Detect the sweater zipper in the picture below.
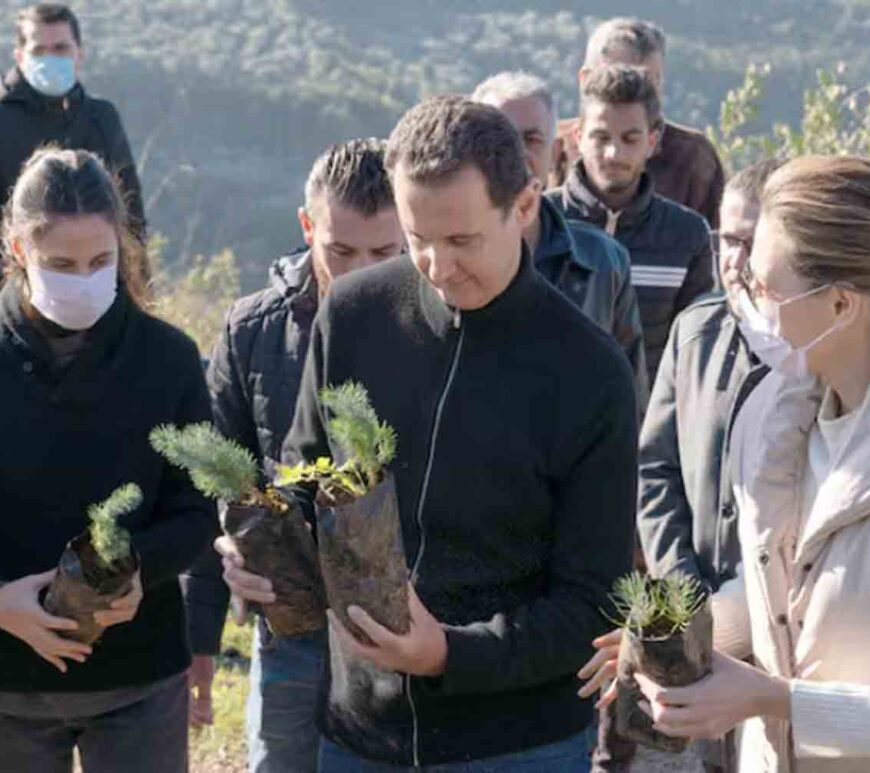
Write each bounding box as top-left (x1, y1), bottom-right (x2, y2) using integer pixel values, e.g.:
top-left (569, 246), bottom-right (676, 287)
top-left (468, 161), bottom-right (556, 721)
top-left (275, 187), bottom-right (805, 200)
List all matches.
top-left (406, 306), bottom-right (464, 768)
top-left (605, 209), bottom-right (621, 236)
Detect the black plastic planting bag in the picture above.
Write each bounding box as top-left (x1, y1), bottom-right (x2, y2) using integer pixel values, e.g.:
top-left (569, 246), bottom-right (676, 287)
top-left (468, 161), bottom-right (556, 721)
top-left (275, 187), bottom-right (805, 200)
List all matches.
top-left (616, 602), bottom-right (713, 753)
top-left (44, 534), bottom-right (139, 645)
top-left (316, 472), bottom-right (409, 643)
top-left (222, 499), bottom-right (327, 637)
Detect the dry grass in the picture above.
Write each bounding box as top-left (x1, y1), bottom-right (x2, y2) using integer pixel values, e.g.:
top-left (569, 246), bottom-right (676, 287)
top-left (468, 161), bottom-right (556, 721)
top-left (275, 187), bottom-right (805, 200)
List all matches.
top-left (189, 618), bottom-right (252, 773)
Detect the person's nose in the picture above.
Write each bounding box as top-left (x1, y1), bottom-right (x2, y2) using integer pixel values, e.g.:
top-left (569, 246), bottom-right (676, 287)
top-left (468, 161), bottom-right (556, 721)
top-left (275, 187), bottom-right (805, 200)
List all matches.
top-left (603, 142), bottom-right (620, 162)
top-left (426, 247), bottom-right (457, 285)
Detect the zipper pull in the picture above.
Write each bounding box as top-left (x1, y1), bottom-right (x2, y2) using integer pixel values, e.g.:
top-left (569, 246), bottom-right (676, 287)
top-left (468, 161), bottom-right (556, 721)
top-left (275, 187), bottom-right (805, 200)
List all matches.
top-left (452, 308), bottom-right (461, 329)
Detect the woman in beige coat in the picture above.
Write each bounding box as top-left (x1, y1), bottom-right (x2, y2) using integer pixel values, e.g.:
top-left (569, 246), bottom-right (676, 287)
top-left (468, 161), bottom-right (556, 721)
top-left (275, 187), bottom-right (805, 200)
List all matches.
top-left (581, 156), bottom-right (870, 772)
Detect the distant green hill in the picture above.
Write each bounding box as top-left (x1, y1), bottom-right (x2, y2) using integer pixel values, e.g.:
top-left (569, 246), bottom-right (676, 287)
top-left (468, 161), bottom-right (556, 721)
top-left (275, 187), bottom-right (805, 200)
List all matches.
top-left (1, 0), bottom-right (868, 289)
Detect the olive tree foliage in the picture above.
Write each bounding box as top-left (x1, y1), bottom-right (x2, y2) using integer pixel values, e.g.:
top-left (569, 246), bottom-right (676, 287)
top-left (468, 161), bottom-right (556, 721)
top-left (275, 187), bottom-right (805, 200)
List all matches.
top-left (708, 62), bottom-right (870, 174)
top-left (150, 234), bottom-right (241, 356)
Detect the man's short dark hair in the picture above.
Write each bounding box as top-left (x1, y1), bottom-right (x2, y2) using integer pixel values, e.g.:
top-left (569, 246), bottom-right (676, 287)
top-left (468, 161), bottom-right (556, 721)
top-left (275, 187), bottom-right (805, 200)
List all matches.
top-left (725, 158), bottom-right (786, 205)
top-left (385, 94), bottom-right (530, 212)
top-left (304, 138), bottom-right (394, 218)
top-left (16, 4), bottom-right (81, 47)
top-left (580, 65), bottom-right (662, 131)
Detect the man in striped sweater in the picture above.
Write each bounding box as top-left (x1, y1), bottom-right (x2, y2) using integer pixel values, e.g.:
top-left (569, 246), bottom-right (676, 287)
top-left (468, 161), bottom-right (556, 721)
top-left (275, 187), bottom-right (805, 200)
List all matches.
top-left (548, 65), bottom-right (712, 386)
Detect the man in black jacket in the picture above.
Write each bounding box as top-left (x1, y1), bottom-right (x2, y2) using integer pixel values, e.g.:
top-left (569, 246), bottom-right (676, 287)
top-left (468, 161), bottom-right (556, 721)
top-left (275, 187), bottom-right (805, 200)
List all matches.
top-left (0, 5), bottom-right (145, 246)
top-left (184, 138), bottom-right (403, 773)
top-left (223, 96), bottom-right (637, 770)
top-left (548, 65), bottom-right (713, 387)
top-left (634, 163), bottom-right (778, 773)
top-left (471, 71), bottom-right (648, 407)
top-left (638, 160), bottom-right (782, 593)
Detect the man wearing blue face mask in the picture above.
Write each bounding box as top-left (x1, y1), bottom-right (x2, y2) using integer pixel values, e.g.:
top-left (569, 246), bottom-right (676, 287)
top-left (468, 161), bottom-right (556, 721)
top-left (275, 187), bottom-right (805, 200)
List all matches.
top-left (0, 4), bottom-right (146, 272)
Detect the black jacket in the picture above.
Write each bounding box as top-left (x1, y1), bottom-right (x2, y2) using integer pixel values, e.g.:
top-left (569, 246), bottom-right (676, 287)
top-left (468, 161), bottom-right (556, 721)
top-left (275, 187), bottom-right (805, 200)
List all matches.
top-left (0, 280), bottom-right (216, 692)
top-left (284, 251), bottom-right (637, 765)
top-left (534, 195), bottom-right (648, 408)
top-left (547, 165), bottom-right (713, 385)
top-left (0, 68), bottom-right (145, 239)
top-left (637, 295), bottom-right (765, 591)
top-left (183, 250), bottom-right (318, 653)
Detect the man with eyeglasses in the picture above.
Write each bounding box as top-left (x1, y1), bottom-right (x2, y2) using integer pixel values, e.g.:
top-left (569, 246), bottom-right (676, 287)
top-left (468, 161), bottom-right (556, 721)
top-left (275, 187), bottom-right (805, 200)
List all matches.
top-left (633, 159), bottom-right (781, 773)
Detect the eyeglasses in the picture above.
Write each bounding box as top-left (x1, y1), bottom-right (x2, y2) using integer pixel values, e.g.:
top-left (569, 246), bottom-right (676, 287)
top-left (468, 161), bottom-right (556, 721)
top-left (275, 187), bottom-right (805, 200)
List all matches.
top-left (711, 231), bottom-right (753, 259)
top-left (739, 260), bottom-right (757, 298)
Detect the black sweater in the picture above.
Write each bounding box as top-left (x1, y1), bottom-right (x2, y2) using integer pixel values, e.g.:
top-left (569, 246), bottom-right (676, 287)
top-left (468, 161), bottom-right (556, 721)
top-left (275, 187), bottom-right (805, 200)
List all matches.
top-left (284, 252), bottom-right (637, 765)
top-left (0, 281), bottom-right (217, 692)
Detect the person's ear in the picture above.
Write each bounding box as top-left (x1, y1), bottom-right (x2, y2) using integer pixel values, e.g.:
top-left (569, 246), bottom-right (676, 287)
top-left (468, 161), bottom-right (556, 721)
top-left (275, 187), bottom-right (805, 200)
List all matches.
top-left (515, 181), bottom-right (542, 230)
top-left (549, 137), bottom-right (561, 175)
top-left (834, 286), bottom-right (862, 326)
top-left (74, 45), bottom-right (85, 76)
top-left (9, 236), bottom-right (28, 268)
top-left (578, 66), bottom-right (591, 86)
top-left (297, 206), bottom-right (315, 247)
top-left (572, 118), bottom-right (584, 154)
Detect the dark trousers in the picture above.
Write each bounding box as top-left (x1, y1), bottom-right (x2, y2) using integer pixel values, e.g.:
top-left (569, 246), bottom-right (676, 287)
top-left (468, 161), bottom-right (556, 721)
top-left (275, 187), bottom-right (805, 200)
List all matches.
top-left (0, 673), bottom-right (188, 773)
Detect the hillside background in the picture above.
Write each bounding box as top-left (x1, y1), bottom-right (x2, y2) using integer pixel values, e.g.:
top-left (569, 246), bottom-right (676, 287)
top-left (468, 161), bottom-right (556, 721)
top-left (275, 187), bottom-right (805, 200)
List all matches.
top-left (2, 0), bottom-right (868, 291)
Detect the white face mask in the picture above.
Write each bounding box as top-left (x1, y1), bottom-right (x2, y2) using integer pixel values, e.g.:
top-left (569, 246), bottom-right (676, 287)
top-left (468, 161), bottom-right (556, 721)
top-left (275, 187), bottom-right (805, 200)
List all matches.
top-left (25, 263), bottom-right (118, 331)
top-left (737, 285), bottom-right (842, 380)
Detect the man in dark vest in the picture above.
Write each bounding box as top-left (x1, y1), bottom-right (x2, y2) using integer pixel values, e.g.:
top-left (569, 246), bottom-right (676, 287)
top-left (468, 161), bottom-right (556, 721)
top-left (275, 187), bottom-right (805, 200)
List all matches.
top-left (185, 138), bottom-right (404, 773)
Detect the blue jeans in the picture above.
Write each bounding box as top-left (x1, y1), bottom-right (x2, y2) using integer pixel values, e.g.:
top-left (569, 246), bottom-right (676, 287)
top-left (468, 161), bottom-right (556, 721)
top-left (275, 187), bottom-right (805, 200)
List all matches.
top-left (246, 619), bottom-right (327, 773)
top-left (319, 732), bottom-right (591, 772)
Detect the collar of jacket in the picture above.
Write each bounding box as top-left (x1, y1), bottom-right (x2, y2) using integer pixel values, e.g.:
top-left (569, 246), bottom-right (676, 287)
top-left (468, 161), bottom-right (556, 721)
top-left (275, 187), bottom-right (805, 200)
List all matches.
top-left (650, 120), bottom-right (673, 160)
top-left (0, 275), bottom-right (131, 377)
top-left (0, 66), bottom-right (85, 112)
top-left (418, 244), bottom-right (541, 337)
top-left (534, 195), bottom-right (596, 272)
top-left (269, 248), bottom-right (318, 309)
top-left (734, 369), bottom-right (870, 563)
top-left (562, 161), bottom-right (655, 233)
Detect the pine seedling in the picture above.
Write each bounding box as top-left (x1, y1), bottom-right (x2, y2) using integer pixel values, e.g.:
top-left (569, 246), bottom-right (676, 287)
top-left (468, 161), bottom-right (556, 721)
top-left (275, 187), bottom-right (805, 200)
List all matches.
top-left (88, 483), bottom-right (141, 567)
top-left (321, 382), bottom-right (396, 487)
top-left (607, 571), bottom-right (705, 639)
top-left (608, 572), bottom-right (659, 635)
top-left (275, 381), bottom-right (396, 503)
top-left (657, 573), bottom-right (706, 632)
top-left (150, 423), bottom-right (278, 510)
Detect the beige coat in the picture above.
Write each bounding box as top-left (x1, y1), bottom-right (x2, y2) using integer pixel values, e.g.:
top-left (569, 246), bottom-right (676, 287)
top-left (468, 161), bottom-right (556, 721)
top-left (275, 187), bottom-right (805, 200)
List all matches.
top-left (718, 370), bottom-right (870, 772)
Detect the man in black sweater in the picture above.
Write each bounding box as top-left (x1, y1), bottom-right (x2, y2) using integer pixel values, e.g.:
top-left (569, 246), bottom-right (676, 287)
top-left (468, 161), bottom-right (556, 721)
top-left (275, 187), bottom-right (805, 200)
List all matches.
top-left (221, 96), bottom-right (637, 770)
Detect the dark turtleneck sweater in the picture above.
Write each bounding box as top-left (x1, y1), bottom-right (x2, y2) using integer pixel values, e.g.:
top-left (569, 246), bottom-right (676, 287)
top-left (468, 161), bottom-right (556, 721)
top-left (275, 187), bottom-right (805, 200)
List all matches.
top-left (283, 250), bottom-right (638, 766)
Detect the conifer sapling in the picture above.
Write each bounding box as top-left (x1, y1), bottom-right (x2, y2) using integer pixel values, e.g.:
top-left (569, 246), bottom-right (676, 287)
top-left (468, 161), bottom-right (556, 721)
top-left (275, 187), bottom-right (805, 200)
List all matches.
top-left (150, 422), bottom-right (327, 637)
top-left (608, 571), bottom-right (705, 639)
top-left (150, 423), bottom-right (286, 512)
top-left (275, 381), bottom-right (397, 503)
top-left (88, 483), bottom-right (141, 568)
top-left (610, 570), bottom-right (712, 754)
